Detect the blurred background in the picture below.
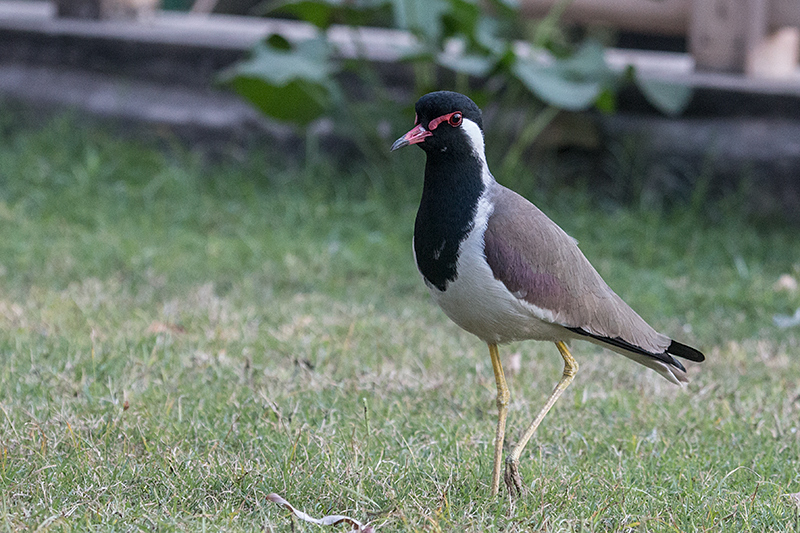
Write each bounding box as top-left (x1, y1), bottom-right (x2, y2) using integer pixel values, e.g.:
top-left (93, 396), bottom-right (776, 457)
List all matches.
top-left (2, 0), bottom-right (800, 217)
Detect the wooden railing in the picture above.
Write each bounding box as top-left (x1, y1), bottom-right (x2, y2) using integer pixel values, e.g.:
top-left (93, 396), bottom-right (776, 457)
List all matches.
top-left (523, 0), bottom-right (800, 77)
top-left (52, 0), bottom-right (800, 78)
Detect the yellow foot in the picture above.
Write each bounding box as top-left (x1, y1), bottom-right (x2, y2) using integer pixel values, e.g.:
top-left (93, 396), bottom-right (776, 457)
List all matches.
top-left (503, 457), bottom-right (525, 498)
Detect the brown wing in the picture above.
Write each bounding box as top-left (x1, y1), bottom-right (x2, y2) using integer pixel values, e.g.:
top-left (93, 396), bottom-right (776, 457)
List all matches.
top-left (483, 185), bottom-right (673, 356)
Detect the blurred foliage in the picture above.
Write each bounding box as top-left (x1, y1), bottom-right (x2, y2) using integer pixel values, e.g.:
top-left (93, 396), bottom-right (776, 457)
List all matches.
top-left (221, 0), bottom-right (692, 164)
top-left (221, 35), bottom-right (336, 123)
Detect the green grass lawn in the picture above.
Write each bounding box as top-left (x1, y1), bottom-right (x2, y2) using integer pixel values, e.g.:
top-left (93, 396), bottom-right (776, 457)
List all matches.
top-left (1, 116), bottom-right (800, 532)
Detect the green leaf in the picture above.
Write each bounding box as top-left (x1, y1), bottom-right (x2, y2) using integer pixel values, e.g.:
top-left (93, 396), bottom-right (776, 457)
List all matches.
top-left (474, 16), bottom-right (506, 55)
top-left (268, 0), bottom-right (340, 28)
top-left (266, 34), bottom-right (292, 51)
top-left (594, 88), bottom-right (616, 114)
top-left (560, 39), bottom-right (617, 87)
top-left (635, 75), bottom-right (693, 116)
top-left (512, 60), bottom-right (601, 111)
top-left (229, 38), bottom-right (332, 85)
top-left (391, 0), bottom-right (449, 41)
top-left (269, 0), bottom-right (391, 29)
top-left (494, 47), bottom-right (517, 72)
top-left (219, 38), bottom-right (336, 124)
top-left (441, 0), bottom-right (480, 39)
top-left (436, 52), bottom-right (493, 76)
top-left (230, 78), bottom-right (332, 124)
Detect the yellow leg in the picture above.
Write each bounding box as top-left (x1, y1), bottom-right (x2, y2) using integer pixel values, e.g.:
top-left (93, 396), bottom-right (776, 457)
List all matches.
top-left (488, 343), bottom-right (510, 496)
top-left (504, 341), bottom-right (578, 497)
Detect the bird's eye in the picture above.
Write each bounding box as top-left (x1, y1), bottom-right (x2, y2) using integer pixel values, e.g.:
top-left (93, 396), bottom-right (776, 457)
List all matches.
top-left (449, 112), bottom-right (462, 127)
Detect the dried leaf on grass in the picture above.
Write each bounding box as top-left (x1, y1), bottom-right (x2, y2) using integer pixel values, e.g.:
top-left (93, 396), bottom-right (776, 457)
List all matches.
top-left (267, 493), bottom-right (375, 532)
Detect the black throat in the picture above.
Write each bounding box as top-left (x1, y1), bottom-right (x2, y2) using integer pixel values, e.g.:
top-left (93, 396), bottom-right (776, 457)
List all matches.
top-left (414, 149), bottom-right (486, 291)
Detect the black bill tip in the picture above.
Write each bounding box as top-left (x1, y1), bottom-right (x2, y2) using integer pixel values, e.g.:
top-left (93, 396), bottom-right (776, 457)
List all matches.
top-left (390, 136), bottom-right (409, 152)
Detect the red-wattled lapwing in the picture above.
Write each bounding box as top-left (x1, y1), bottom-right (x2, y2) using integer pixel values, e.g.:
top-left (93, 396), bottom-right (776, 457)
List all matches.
top-left (391, 91), bottom-right (705, 497)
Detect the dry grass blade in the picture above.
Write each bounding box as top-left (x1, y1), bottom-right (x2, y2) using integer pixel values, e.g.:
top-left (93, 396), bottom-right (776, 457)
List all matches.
top-left (146, 321), bottom-right (187, 334)
top-left (267, 493), bottom-right (375, 532)
top-left (786, 492), bottom-right (800, 507)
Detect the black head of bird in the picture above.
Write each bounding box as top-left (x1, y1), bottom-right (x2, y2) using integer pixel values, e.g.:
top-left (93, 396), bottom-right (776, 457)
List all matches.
top-left (391, 90), bottom-right (705, 497)
top-left (391, 91), bottom-right (483, 155)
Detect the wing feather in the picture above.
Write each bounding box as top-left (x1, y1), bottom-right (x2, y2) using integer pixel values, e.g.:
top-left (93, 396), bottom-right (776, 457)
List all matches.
top-left (483, 185), bottom-right (671, 355)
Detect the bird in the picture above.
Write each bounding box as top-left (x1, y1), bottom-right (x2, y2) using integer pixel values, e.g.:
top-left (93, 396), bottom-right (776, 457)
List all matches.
top-left (390, 91), bottom-right (705, 498)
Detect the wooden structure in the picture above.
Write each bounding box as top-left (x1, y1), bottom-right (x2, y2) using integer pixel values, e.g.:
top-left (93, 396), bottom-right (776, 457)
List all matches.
top-left (55, 0), bottom-right (159, 19)
top-left (48, 0), bottom-right (800, 77)
top-left (520, 0), bottom-right (800, 77)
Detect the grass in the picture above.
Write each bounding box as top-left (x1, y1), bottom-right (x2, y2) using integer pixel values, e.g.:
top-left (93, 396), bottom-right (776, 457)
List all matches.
top-left (1, 114), bottom-right (800, 532)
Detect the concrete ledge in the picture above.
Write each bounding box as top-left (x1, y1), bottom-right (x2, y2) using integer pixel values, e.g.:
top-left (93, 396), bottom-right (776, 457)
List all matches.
top-left (0, 0), bottom-right (415, 87)
top-left (0, 62), bottom-right (266, 130)
top-left (3, 0), bottom-right (800, 94)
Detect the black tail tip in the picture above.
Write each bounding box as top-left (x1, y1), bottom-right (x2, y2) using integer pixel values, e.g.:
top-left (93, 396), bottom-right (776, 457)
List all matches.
top-left (667, 340), bottom-right (705, 363)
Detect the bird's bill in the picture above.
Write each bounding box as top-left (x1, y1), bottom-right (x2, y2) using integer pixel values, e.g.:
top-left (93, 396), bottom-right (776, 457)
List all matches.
top-left (391, 124), bottom-right (432, 151)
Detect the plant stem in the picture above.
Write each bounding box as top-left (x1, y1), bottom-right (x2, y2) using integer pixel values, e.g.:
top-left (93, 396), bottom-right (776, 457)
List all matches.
top-left (500, 105), bottom-right (559, 177)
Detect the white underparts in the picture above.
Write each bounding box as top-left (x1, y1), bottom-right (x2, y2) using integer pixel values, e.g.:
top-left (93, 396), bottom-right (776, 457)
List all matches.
top-left (427, 181), bottom-right (566, 345)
